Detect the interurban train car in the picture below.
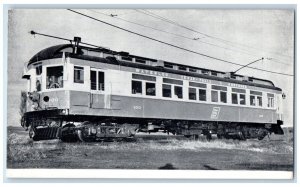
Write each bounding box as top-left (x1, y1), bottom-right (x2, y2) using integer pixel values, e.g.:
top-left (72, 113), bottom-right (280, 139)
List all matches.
top-left (21, 37), bottom-right (284, 141)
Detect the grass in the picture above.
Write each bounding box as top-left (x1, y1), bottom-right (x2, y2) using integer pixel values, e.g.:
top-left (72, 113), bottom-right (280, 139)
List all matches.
top-left (7, 127), bottom-right (294, 170)
top-left (7, 133), bottom-right (50, 162)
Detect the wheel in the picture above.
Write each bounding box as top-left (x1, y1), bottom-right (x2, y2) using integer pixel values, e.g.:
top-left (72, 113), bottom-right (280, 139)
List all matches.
top-left (29, 126), bottom-right (40, 141)
top-left (217, 134), bottom-right (223, 139)
top-left (257, 128), bottom-right (268, 140)
top-left (258, 135), bottom-right (266, 140)
top-left (76, 121), bottom-right (95, 142)
top-left (21, 116), bottom-right (26, 128)
top-left (238, 132), bottom-right (246, 140)
top-left (29, 126), bottom-right (35, 139)
top-left (192, 134), bottom-right (199, 140)
top-left (60, 123), bottom-right (78, 142)
top-left (206, 133), bottom-right (212, 141)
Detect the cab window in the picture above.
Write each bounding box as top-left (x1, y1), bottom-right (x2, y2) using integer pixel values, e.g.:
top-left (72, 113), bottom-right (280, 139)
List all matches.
top-left (46, 66), bottom-right (63, 89)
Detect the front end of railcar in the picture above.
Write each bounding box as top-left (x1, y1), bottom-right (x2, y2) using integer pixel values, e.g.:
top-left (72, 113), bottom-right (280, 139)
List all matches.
top-left (21, 46), bottom-right (72, 140)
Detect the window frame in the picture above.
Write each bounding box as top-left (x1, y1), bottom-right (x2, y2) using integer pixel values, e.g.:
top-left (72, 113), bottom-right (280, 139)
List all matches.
top-left (174, 85), bottom-right (183, 99)
top-left (162, 84), bottom-right (172, 98)
top-left (90, 70), bottom-right (97, 90)
top-left (46, 65), bottom-right (64, 90)
top-left (199, 88), bottom-right (206, 101)
top-left (250, 94), bottom-right (263, 107)
top-left (35, 63), bottom-right (43, 76)
top-left (231, 93), bottom-right (238, 104)
top-left (146, 82), bottom-right (156, 96)
top-left (257, 96), bottom-right (263, 107)
top-left (220, 91), bottom-right (227, 103)
top-left (132, 80), bottom-right (143, 95)
top-left (74, 66), bottom-right (84, 84)
top-left (90, 69), bottom-right (105, 92)
top-left (132, 73), bottom-right (156, 97)
top-left (239, 94), bottom-right (246, 105)
top-left (188, 87), bottom-right (197, 100)
top-left (250, 95), bottom-right (256, 106)
top-left (211, 90), bottom-right (219, 103)
top-left (267, 94), bottom-right (275, 108)
top-left (211, 85), bottom-right (227, 103)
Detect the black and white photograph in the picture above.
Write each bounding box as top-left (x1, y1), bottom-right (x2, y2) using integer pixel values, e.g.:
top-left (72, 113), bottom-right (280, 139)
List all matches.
top-left (5, 7), bottom-right (295, 179)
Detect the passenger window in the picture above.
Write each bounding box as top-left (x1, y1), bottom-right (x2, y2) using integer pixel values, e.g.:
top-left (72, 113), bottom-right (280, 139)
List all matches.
top-left (146, 82), bottom-right (156, 96)
top-left (240, 94), bottom-right (246, 105)
top-left (132, 81), bottom-right (142, 94)
top-left (90, 71), bottom-right (96, 90)
top-left (211, 90), bottom-right (218, 102)
top-left (199, 89), bottom-right (206, 101)
top-left (189, 88), bottom-right (196, 100)
top-left (98, 72), bottom-right (105, 91)
top-left (250, 95), bottom-right (256, 106)
top-left (220, 91), bottom-right (227, 103)
top-left (257, 96), bottom-right (262, 107)
top-left (232, 93), bottom-right (238, 104)
top-left (174, 86), bottom-right (183, 99)
top-left (90, 71), bottom-right (105, 91)
top-left (46, 66), bottom-right (63, 89)
top-left (74, 66), bottom-right (84, 83)
top-left (162, 84), bottom-right (172, 98)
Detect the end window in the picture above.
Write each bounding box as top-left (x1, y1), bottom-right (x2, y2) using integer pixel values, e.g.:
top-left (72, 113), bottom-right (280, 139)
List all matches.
top-left (35, 65), bottom-right (42, 75)
top-left (268, 97), bottom-right (274, 108)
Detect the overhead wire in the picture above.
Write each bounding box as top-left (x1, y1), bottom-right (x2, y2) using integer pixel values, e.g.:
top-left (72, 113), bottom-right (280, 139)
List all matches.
top-left (67, 9), bottom-right (293, 77)
top-left (137, 9), bottom-right (293, 60)
top-left (88, 10), bottom-right (194, 40)
top-left (90, 9), bottom-right (292, 67)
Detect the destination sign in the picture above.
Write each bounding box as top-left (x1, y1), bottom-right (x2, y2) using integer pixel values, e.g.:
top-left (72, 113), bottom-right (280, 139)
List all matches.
top-left (134, 68), bottom-right (248, 89)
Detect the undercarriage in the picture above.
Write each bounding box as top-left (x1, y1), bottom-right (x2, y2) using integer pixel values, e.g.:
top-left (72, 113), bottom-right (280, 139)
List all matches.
top-left (21, 112), bottom-right (284, 142)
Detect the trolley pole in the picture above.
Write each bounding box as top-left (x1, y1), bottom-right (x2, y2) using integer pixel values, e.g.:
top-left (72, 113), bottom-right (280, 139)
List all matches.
top-left (233, 57), bottom-right (264, 74)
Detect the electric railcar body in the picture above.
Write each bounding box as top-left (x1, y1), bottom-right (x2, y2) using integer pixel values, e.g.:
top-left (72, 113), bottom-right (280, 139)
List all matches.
top-left (21, 38), bottom-right (284, 141)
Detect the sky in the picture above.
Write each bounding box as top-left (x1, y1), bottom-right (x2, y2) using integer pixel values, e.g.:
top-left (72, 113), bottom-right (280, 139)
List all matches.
top-left (7, 9), bottom-right (294, 126)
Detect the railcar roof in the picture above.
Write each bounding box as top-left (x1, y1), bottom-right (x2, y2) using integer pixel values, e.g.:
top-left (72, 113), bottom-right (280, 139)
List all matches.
top-left (27, 44), bottom-right (281, 91)
top-left (29, 44), bottom-right (73, 63)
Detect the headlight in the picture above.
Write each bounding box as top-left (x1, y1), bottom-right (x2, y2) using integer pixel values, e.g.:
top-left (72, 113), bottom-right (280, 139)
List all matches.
top-left (61, 109), bottom-right (69, 115)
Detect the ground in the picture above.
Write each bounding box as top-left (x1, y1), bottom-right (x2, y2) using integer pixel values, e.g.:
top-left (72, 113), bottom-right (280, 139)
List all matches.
top-left (7, 126), bottom-right (293, 170)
